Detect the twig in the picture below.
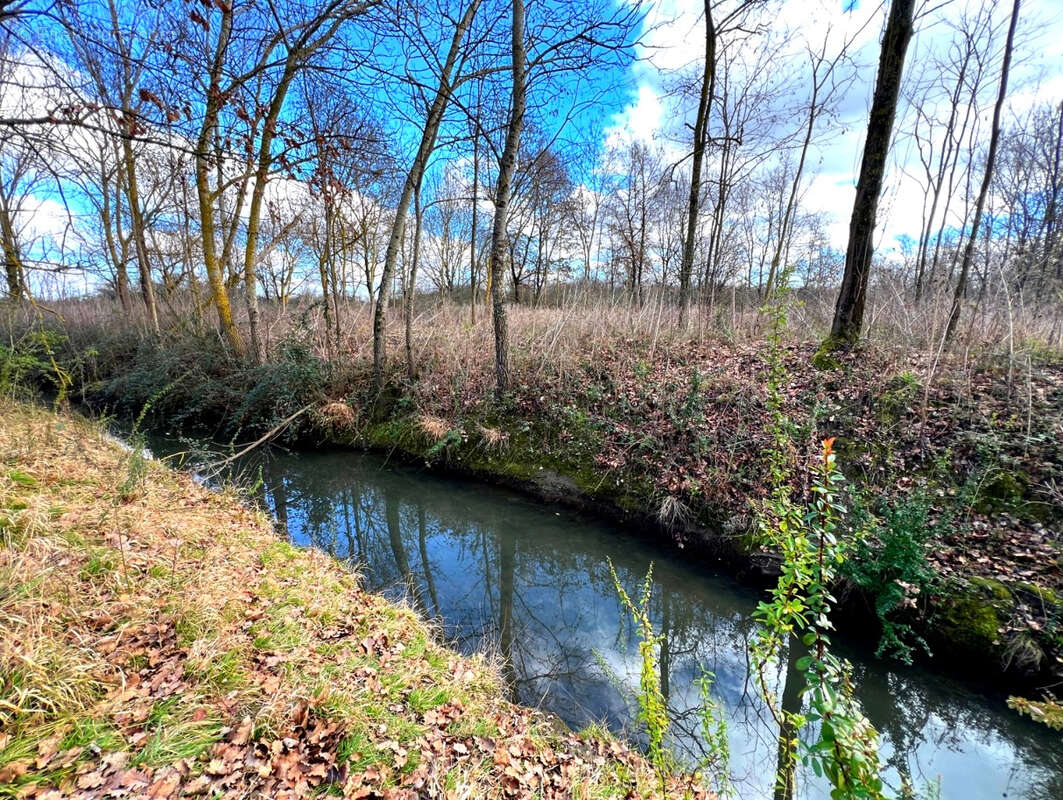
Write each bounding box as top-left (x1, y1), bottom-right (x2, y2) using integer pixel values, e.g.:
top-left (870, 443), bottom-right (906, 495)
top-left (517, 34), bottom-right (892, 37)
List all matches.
top-left (204, 402), bottom-right (316, 472)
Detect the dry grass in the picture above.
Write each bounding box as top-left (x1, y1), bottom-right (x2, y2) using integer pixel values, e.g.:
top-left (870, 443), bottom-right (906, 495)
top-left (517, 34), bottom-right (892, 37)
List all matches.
top-left (317, 400), bottom-right (357, 430)
top-left (0, 401), bottom-right (704, 799)
top-left (477, 425), bottom-right (508, 450)
top-left (36, 282), bottom-right (1063, 373)
top-left (30, 286), bottom-right (1061, 436)
top-left (656, 495), bottom-right (692, 530)
top-left (417, 413), bottom-right (452, 442)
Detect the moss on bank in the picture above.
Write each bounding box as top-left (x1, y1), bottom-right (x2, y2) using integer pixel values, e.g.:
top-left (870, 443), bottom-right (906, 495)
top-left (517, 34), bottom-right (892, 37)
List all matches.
top-left (0, 402), bottom-right (709, 799)
top-left (927, 579), bottom-right (1008, 654)
top-left (922, 575), bottom-right (1062, 681)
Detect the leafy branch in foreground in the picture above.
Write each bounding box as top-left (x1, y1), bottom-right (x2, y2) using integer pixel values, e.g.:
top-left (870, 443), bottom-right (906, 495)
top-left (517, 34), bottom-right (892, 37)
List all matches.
top-left (751, 269), bottom-right (889, 799)
top-left (751, 438), bottom-right (886, 799)
top-left (603, 560), bottom-right (732, 799)
top-left (1007, 695), bottom-right (1063, 731)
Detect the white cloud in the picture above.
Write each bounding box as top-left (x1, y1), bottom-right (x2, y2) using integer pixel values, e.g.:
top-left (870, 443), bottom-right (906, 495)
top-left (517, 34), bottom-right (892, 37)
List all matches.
top-left (18, 194), bottom-right (69, 242)
top-left (605, 82), bottom-right (664, 149)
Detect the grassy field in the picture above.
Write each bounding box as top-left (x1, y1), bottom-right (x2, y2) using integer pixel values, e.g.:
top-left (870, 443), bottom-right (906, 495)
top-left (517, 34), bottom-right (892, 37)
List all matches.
top-left (0, 400), bottom-right (709, 799)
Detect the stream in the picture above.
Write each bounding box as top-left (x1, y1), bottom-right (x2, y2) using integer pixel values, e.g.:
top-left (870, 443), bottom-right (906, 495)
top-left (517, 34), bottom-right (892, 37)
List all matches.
top-left (152, 441), bottom-right (1062, 799)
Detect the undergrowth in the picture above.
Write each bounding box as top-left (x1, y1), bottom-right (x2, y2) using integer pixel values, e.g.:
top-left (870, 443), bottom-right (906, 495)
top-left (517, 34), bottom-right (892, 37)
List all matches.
top-left (844, 493), bottom-right (938, 663)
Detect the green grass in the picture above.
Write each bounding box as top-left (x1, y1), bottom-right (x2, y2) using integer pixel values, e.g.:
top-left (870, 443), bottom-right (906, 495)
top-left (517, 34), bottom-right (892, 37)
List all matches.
top-left (0, 400), bottom-right (713, 799)
top-left (186, 647), bottom-right (247, 693)
top-left (338, 727), bottom-right (389, 770)
top-left (60, 718), bottom-right (125, 752)
top-left (132, 699), bottom-right (224, 768)
top-left (78, 548), bottom-right (117, 580)
top-left (7, 470), bottom-right (37, 488)
top-left (407, 686), bottom-right (451, 713)
top-left (448, 714), bottom-right (499, 740)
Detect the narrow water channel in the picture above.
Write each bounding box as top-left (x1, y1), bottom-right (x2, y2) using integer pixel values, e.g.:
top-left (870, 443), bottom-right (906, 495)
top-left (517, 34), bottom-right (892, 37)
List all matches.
top-left (159, 442), bottom-right (1061, 799)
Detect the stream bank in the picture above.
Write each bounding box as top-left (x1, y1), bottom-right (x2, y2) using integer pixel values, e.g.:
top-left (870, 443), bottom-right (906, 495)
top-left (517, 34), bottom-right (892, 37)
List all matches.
top-left (337, 409), bottom-right (1062, 695)
top-left (0, 400), bottom-right (703, 800)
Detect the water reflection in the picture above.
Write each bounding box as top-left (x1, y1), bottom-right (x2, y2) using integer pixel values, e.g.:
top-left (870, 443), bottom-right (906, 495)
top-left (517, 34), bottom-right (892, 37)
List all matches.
top-left (213, 447), bottom-right (1061, 799)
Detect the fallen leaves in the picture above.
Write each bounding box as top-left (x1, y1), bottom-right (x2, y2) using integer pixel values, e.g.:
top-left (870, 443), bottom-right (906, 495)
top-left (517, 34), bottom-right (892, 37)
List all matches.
top-left (0, 760), bottom-right (29, 783)
top-left (1, 402), bottom-right (704, 800)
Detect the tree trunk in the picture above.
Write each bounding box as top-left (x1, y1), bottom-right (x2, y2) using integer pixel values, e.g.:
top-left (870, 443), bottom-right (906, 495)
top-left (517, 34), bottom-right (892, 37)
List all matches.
top-left (98, 169), bottom-right (131, 311)
top-left (498, 532), bottom-right (518, 702)
top-left (772, 637), bottom-right (804, 800)
top-left (0, 205), bottom-right (25, 301)
top-left (945, 0), bottom-right (1020, 342)
top-left (830, 0), bottom-right (916, 345)
top-left (678, 1), bottom-right (716, 329)
top-left (242, 65), bottom-right (299, 365)
top-left (318, 207), bottom-right (335, 360)
top-left (469, 83), bottom-right (481, 325)
top-left (405, 182), bottom-right (423, 377)
top-left (195, 7), bottom-right (245, 356)
top-left (372, 0), bottom-right (481, 388)
top-left (120, 135), bottom-right (159, 333)
top-left (489, 0), bottom-right (526, 396)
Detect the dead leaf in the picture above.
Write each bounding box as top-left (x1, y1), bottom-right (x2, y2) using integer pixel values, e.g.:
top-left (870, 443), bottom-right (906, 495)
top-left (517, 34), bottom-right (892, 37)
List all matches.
top-left (0, 760), bottom-right (29, 782)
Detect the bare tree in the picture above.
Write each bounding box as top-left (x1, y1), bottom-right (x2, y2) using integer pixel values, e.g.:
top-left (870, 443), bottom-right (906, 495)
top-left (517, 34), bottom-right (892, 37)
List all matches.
top-left (605, 141), bottom-right (658, 308)
top-left (371, 0), bottom-right (486, 387)
top-left (906, 5), bottom-right (994, 301)
top-left (486, 0), bottom-right (640, 393)
top-left (677, 0), bottom-right (764, 327)
top-left (487, 0), bottom-right (525, 393)
top-left (762, 19), bottom-right (863, 298)
top-left (945, 0), bottom-right (1020, 342)
top-left (237, 0), bottom-right (377, 363)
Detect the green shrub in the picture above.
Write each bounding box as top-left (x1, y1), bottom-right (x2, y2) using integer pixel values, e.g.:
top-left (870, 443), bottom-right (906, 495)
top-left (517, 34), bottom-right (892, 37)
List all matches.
top-left (46, 324), bottom-right (331, 443)
top-left (232, 338), bottom-right (328, 439)
top-left (0, 329), bottom-right (73, 402)
top-left (845, 493), bottom-right (937, 664)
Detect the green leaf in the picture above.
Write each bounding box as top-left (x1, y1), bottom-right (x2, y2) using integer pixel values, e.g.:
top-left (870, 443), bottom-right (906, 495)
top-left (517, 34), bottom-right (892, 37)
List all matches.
top-left (8, 470), bottom-right (37, 487)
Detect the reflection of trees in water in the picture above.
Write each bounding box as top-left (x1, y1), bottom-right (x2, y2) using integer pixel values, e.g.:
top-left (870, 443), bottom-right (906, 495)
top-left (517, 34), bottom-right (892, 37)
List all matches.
top-left (769, 638), bottom-right (803, 800)
top-left (498, 533), bottom-right (518, 702)
top-left (849, 660), bottom-right (1063, 799)
top-left (244, 449), bottom-right (1062, 800)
